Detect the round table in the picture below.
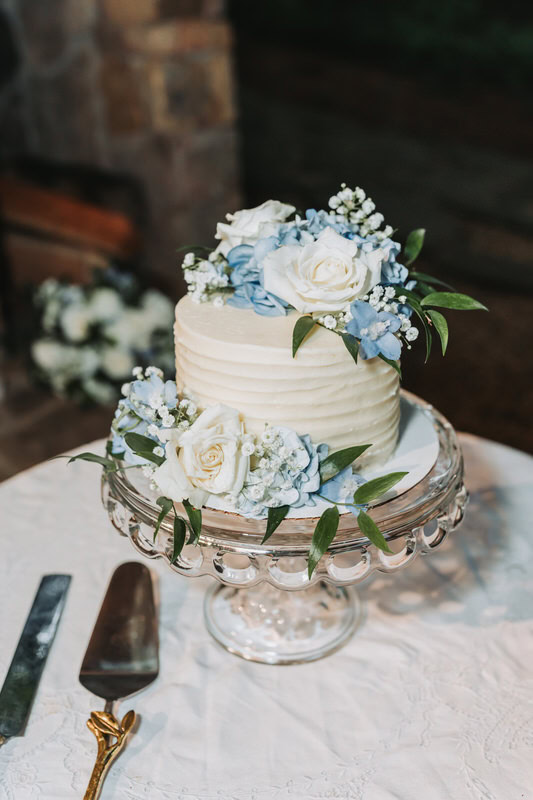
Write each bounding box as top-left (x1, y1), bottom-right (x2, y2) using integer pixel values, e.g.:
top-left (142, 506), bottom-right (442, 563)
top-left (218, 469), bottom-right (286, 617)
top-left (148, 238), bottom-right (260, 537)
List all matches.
top-left (1, 434), bottom-right (532, 800)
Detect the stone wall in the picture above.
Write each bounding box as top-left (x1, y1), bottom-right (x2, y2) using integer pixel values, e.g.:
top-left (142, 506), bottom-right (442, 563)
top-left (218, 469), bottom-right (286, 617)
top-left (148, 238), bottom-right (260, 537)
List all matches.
top-left (0, 0), bottom-right (241, 286)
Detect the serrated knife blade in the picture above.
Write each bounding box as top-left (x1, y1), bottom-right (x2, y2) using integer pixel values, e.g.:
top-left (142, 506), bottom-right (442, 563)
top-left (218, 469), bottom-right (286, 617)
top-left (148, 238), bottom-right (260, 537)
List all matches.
top-left (0, 574), bottom-right (71, 745)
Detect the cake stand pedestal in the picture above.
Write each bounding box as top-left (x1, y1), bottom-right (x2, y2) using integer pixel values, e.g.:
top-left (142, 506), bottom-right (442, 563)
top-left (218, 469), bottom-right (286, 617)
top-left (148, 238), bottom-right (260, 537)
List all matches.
top-left (102, 392), bottom-right (467, 665)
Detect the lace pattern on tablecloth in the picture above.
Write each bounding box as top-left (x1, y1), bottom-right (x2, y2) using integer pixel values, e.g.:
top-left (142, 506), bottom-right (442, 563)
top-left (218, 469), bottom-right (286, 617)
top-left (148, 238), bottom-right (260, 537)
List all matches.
top-left (0, 435), bottom-right (532, 799)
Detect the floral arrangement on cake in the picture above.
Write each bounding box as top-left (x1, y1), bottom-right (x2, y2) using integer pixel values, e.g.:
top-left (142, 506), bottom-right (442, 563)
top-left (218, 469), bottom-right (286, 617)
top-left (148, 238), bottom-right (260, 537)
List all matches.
top-left (180, 184), bottom-right (486, 370)
top-left (31, 269), bottom-right (174, 405)
top-left (67, 185), bottom-right (486, 575)
top-left (70, 367), bottom-right (407, 577)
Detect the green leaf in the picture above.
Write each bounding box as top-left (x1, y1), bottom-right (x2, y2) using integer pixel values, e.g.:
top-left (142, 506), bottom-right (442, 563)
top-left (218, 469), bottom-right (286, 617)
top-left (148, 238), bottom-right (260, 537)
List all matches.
top-left (340, 332), bottom-right (359, 364)
top-left (319, 444), bottom-right (372, 484)
top-left (377, 354), bottom-right (402, 377)
top-left (262, 505), bottom-right (290, 544)
top-left (408, 271), bottom-right (456, 291)
top-left (183, 499), bottom-right (202, 544)
top-left (352, 471), bottom-right (408, 504)
top-left (308, 506), bottom-right (340, 578)
top-left (124, 432), bottom-right (158, 454)
top-left (404, 228), bottom-right (425, 265)
top-left (292, 316), bottom-right (316, 357)
top-left (154, 496), bottom-right (173, 542)
top-left (67, 452), bottom-right (115, 470)
top-left (421, 292), bottom-right (487, 311)
top-left (134, 450), bottom-right (165, 467)
top-left (427, 309), bottom-right (449, 355)
top-left (357, 510), bottom-right (393, 553)
top-left (172, 516), bottom-right (187, 564)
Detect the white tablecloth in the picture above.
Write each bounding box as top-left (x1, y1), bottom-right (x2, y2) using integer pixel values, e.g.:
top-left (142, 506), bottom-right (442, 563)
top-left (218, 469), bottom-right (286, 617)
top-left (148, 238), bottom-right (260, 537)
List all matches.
top-left (1, 434), bottom-right (532, 800)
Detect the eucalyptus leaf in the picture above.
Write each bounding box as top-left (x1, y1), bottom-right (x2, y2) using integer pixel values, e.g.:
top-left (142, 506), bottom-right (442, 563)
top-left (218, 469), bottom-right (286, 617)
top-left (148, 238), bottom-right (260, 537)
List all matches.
top-left (172, 516), bottom-right (187, 564)
top-left (319, 444), bottom-right (371, 484)
top-left (292, 315), bottom-right (316, 357)
top-left (340, 332), bottom-right (359, 364)
top-left (377, 354), bottom-right (402, 377)
top-left (427, 309), bottom-right (448, 355)
top-left (357, 510), bottom-right (392, 553)
top-left (262, 505), bottom-right (290, 544)
top-left (183, 499), bottom-right (202, 544)
top-left (404, 228), bottom-right (425, 265)
top-left (352, 471), bottom-right (408, 504)
top-left (420, 292), bottom-right (487, 311)
top-left (67, 452), bottom-right (115, 470)
top-left (124, 432), bottom-right (158, 454)
top-left (308, 506), bottom-right (340, 578)
top-left (154, 496), bottom-right (173, 542)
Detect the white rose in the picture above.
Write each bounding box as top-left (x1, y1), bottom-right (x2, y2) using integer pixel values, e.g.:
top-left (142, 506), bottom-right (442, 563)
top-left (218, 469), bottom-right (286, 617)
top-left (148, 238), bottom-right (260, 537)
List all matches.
top-left (262, 227), bottom-right (384, 313)
top-left (152, 430), bottom-right (207, 508)
top-left (214, 200), bottom-right (295, 257)
top-left (60, 303), bottom-right (91, 342)
top-left (88, 288), bottom-right (124, 323)
top-left (100, 346), bottom-right (134, 379)
top-left (153, 404), bottom-right (249, 505)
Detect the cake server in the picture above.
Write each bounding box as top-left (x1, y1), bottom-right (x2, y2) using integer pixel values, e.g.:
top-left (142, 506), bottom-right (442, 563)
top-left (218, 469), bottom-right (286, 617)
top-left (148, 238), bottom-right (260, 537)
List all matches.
top-left (79, 561), bottom-right (158, 800)
top-left (0, 574), bottom-right (71, 747)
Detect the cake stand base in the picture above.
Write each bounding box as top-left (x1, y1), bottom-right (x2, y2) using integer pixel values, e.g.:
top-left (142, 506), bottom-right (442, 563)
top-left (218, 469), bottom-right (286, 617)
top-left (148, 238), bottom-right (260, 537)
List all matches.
top-left (204, 581), bottom-right (361, 665)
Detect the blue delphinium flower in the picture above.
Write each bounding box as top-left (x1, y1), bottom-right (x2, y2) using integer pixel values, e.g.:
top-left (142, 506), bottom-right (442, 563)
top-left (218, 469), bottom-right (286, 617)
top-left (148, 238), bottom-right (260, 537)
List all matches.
top-left (320, 466), bottom-right (367, 518)
top-left (347, 300), bottom-right (402, 360)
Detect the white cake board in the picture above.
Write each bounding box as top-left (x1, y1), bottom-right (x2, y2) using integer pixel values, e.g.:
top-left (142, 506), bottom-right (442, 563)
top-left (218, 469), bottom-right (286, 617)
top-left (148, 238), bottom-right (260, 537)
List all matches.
top-left (205, 396), bottom-right (439, 519)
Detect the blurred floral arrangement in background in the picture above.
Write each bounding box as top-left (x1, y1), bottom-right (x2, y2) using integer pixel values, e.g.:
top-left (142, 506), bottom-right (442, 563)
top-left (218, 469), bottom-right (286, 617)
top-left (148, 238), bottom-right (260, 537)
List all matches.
top-left (30, 268), bottom-right (174, 405)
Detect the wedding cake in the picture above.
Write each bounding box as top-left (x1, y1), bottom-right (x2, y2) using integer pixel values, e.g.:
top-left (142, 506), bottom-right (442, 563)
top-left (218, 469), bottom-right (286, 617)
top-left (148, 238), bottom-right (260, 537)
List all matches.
top-left (91, 182), bottom-right (484, 569)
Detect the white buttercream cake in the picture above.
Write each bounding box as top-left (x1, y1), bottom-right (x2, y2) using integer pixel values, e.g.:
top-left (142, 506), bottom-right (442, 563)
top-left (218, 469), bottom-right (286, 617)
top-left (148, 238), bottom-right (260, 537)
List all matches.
top-left (174, 295), bottom-right (400, 468)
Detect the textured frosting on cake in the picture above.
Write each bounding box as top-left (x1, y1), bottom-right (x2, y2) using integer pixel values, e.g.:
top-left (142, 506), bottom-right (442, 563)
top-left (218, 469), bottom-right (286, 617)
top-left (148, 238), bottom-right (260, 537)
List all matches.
top-left (174, 296), bottom-right (400, 467)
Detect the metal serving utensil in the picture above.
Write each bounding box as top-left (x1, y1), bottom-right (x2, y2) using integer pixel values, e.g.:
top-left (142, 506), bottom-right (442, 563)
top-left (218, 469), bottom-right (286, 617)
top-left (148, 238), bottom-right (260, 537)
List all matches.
top-left (0, 574), bottom-right (71, 747)
top-left (79, 562), bottom-right (159, 800)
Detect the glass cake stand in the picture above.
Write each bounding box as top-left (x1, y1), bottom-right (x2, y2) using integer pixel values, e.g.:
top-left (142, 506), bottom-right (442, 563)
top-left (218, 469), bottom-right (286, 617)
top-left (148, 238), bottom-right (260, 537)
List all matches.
top-left (101, 391), bottom-right (467, 665)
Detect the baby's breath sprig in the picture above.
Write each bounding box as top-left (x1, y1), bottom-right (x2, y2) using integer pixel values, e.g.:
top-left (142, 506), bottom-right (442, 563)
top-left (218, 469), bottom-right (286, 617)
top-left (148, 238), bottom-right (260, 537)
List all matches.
top-left (328, 183), bottom-right (393, 241)
top-left (181, 250), bottom-right (232, 306)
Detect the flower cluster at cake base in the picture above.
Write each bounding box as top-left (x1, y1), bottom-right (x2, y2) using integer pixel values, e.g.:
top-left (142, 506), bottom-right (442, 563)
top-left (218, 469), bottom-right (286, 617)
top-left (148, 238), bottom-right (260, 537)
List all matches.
top-left (69, 367), bottom-right (408, 576)
top-left (179, 183), bottom-right (486, 371)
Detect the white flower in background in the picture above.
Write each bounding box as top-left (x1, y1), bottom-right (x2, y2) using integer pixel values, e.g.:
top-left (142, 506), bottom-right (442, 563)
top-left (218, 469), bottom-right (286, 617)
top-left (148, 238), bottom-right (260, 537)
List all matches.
top-left (88, 287), bottom-right (124, 323)
top-left (140, 290), bottom-right (174, 327)
top-left (42, 298), bottom-right (61, 333)
top-left (153, 404), bottom-right (249, 505)
top-left (100, 346), bottom-right (135, 379)
top-left (60, 303), bottom-right (91, 342)
top-left (214, 200), bottom-right (295, 257)
top-left (32, 339), bottom-right (73, 372)
top-left (104, 309), bottom-right (153, 350)
top-left (82, 378), bottom-right (116, 405)
top-left (263, 227), bottom-right (384, 314)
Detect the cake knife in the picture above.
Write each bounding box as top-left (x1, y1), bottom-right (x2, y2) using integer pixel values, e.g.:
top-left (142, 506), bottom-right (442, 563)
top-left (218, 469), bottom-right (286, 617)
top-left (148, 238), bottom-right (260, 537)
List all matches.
top-left (79, 562), bottom-right (159, 800)
top-left (0, 574), bottom-right (71, 746)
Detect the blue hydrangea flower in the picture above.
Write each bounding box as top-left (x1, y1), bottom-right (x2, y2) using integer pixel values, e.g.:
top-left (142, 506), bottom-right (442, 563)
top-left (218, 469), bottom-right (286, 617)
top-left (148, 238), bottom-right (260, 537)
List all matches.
top-left (320, 466), bottom-right (367, 518)
top-left (379, 239), bottom-right (408, 285)
top-left (347, 300), bottom-right (402, 360)
top-left (111, 373), bottom-right (177, 463)
top-left (304, 209), bottom-right (355, 238)
top-left (226, 237), bottom-right (289, 316)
